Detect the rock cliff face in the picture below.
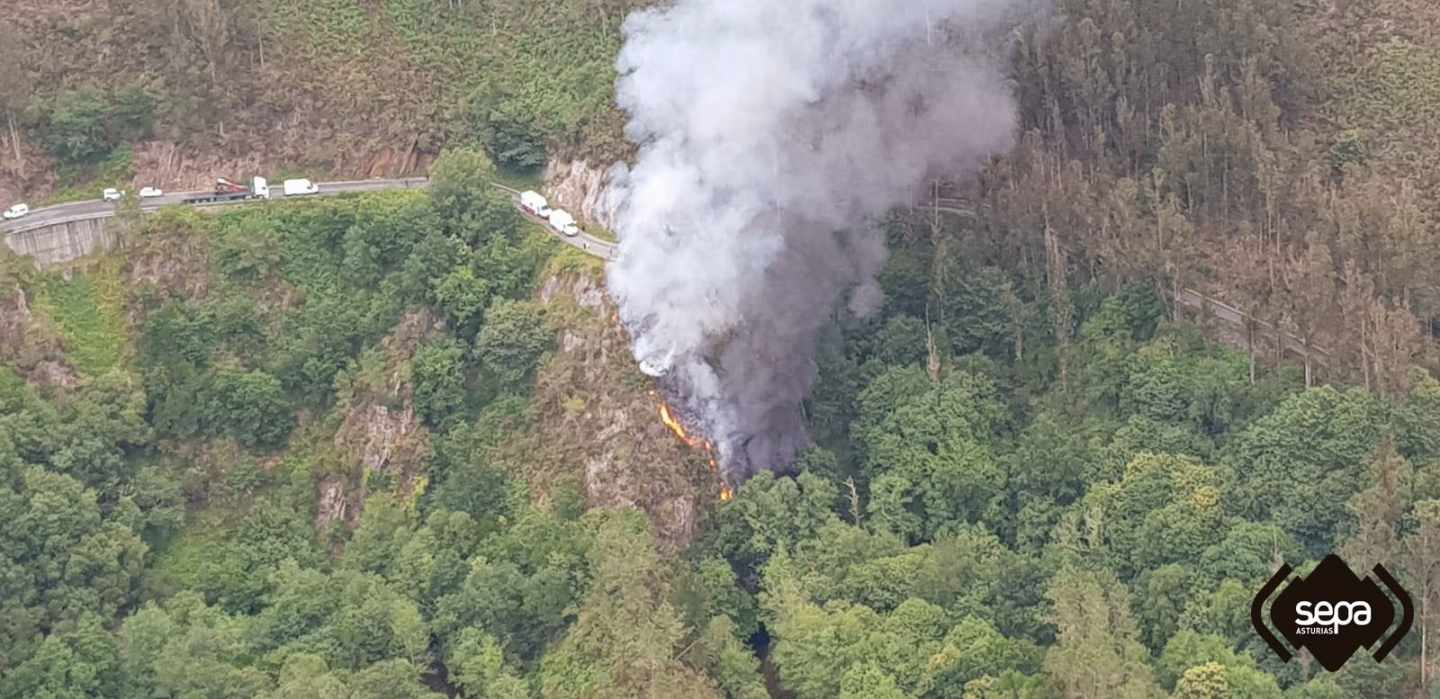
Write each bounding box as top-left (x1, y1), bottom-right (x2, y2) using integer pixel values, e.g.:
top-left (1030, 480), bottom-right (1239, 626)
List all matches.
top-left (544, 160), bottom-right (621, 231)
top-left (0, 267), bottom-right (77, 388)
top-left (121, 217), bottom-right (213, 320)
top-left (317, 309), bottom-right (443, 538)
top-left (531, 269), bottom-right (720, 552)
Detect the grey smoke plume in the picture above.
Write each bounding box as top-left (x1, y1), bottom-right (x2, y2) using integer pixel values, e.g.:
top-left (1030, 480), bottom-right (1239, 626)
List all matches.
top-left (606, 0), bottom-right (1022, 481)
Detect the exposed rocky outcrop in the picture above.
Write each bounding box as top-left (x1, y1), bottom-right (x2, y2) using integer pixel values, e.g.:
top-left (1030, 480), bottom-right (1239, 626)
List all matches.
top-left (318, 308), bottom-right (444, 538)
top-left (0, 126), bottom-right (53, 207)
top-left (544, 159), bottom-right (621, 231)
top-left (127, 141), bottom-right (434, 194)
top-left (314, 476), bottom-right (351, 542)
top-left (531, 271), bottom-right (719, 552)
top-left (0, 277), bottom-right (78, 388)
top-left (121, 215), bottom-right (212, 317)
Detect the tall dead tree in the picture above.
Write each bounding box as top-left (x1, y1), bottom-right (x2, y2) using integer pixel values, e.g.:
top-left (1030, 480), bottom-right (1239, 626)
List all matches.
top-left (0, 30), bottom-right (29, 177)
top-left (1045, 202), bottom-right (1071, 390)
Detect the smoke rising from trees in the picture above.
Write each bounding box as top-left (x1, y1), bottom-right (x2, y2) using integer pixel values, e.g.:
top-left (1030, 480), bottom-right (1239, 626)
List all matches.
top-left (605, 0), bottom-right (1024, 480)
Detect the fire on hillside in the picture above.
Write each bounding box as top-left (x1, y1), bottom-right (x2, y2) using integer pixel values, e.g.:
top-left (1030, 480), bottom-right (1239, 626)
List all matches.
top-left (656, 400), bottom-right (733, 502)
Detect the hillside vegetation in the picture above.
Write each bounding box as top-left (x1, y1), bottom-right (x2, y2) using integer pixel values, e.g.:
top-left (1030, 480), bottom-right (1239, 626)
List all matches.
top-left (4, 0), bottom-right (1440, 697)
top-left (0, 0), bottom-right (639, 200)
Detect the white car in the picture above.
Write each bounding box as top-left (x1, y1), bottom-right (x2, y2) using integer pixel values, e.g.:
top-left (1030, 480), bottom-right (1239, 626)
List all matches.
top-left (139, 186), bottom-right (163, 198)
top-left (2, 203), bottom-right (29, 220)
top-left (102, 188), bottom-right (124, 201)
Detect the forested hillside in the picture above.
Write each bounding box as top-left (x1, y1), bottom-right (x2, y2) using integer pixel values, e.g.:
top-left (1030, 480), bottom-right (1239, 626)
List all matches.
top-left (4, 0), bottom-right (1440, 697)
top-left (0, 0), bottom-right (640, 201)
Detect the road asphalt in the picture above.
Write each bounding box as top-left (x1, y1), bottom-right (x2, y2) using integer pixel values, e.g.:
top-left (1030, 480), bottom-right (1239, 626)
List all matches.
top-left (2, 177), bottom-right (616, 260)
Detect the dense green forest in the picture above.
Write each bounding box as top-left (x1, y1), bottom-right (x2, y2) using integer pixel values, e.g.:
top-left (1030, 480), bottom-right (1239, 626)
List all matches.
top-left (5, 0), bottom-right (1440, 697)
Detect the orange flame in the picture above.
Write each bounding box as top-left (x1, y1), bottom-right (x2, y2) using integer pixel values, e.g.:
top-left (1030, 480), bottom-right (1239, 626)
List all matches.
top-left (659, 404), bottom-right (693, 444)
top-left (657, 401), bottom-right (734, 503)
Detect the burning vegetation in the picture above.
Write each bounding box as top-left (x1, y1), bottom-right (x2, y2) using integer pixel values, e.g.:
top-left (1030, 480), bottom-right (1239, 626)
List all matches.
top-left (657, 399), bottom-right (733, 502)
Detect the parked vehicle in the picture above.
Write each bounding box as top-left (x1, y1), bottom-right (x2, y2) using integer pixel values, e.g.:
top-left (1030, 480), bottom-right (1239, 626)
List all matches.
top-left (520, 190), bottom-right (551, 217)
top-left (547, 209), bottom-right (580, 237)
top-left (102, 188), bottom-right (125, 201)
top-left (181, 177), bottom-right (270, 205)
top-left (139, 186), bottom-right (164, 198)
top-left (282, 179), bottom-right (319, 196)
top-left (2, 203), bottom-right (29, 220)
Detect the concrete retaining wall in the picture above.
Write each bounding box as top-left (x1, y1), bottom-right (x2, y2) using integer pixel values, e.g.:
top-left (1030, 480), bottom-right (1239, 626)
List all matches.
top-left (5, 216), bottom-right (120, 268)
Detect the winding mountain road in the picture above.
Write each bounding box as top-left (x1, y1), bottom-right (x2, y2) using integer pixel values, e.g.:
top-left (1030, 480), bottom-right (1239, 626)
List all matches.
top-left (2, 178), bottom-right (429, 234)
top-left (487, 182), bottom-right (616, 258)
top-left (3, 175), bottom-right (1318, 363)
top-left (2, 177), bottom-right (616, 260)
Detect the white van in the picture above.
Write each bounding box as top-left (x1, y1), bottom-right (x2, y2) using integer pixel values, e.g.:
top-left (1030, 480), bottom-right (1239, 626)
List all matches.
top-left (547, 209), bottom-right (580, 237)
top-left (520, 190), bottom-right (550, 217)
top-left (283, 179), bottom-right (319, 196)
top-left (2, 203), bottom-right (29, 220)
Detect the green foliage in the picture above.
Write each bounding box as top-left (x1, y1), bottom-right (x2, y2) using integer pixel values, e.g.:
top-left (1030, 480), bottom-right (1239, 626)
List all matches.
top-left (475, 299), bottom-right (554, 392)
top-left (426, 411), bottom-right (525, 528)
top-left (763, 549), bottom-right (1038, 699)
top-left (699, 470), bottom-right (843, 575)
top-left (430, 148), bottom-right (504, 229)
top-left (1082, 452), bottom-right (1228, 579)
top-left (463, 81), bottom-right (549, 170)
top-left (378, 0), bottom-right (627, 158)
top-left (5, 5), bottom-right (1439, 688)
top-left (936, 265), bottom-right (1021, 361)
top-left (1041, 567), bottom-right (1162, 699)
top-left (1157, 630), bottom-right (1281, 697)
top-left (1223, 386), bottom-right (1388, 555)
top-left (412, 338), bottom-right (469, 428)
top-left (432, 507), bottom-right (595, 664)
top-left (29, 86), bottom-right (153, 164)
top-left (35, 267), bottom-right (128, 376)
top-left (1397, 370), bottom-right (1440, 460)
top-left (539, 512), bottom-right (722, 698)
top-left (44, 148), bottom-right (138, 206)
top-left (1175, 662), bottom-right (1232, 699)
top-left (673, 556), bottom-right (761, 641)
top-left (1, 465), bottom-right (147, 640)
top-left (446, 628), bottom-right (529, 699)
top-left (206, 368), bottom-right (293, 449)
top-left (2, 613), bottom-right (123, 699)
top-left (686, 616), bottom-right (769, 699)
top-left (856, 366), bottom-right (1007, 541)
top-left (251, 560), bottom-right (429, 671)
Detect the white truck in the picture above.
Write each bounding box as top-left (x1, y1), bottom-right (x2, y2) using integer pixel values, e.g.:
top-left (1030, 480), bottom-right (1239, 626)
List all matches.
top-left (547, 209), bottom-right (580, 237)
top-left (520, 190), bottom-right (550, 217)
top-left (182, 177), bottom-right (270, 204)
top-left (283, 178), bottom-right (319, 196)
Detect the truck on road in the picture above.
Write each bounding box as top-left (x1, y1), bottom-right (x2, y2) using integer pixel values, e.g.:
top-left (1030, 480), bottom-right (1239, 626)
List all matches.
top-left (182, 177), bottom-right (270, 205)
top-left (547, 209), bottom-right (580, 237)
top-left (520, 191), bottom-right (551, 217)
top-left (283, 179), bottom-right (319, 196)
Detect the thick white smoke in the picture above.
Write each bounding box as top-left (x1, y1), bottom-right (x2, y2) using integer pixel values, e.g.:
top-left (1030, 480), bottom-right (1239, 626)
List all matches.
top-left (606, 0), bottom-right (1022, 480)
